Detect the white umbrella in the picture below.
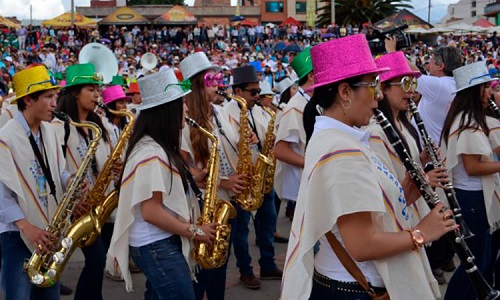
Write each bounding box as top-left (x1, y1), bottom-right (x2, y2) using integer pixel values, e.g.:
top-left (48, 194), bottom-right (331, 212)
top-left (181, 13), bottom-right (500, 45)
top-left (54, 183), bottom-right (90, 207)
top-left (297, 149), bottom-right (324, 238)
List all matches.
top-left (448, 22), bottom-right (474, 31)
top-left (488, 26), bottom-right (500, 34)
top-left (426, 27), bottom-right (454, 34)
top-left (405, 27), bottom-right (429, 34)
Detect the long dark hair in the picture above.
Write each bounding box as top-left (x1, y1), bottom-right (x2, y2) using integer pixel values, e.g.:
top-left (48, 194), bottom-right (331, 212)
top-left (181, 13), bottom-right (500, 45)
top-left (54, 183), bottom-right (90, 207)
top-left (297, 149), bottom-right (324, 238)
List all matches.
top-left (57, 84), bottom-right (110, 143)
top-left (377, 85), bottom-right (422, 155)
top-left (122, 98), bottom-right (188, 192)
top-left (105, 99), bottom-right (128, 131)
top-left (441, 83), bottom-right (489, 146)
top-left (303, 76), bottom-right (362, 144)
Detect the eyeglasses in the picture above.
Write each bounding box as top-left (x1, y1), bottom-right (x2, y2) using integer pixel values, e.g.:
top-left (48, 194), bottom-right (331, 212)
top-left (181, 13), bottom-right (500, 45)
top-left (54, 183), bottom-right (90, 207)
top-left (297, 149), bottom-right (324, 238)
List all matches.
top-left (243, 88), bottom-right (262, 96)
top-left (204, 72), bottom-right (224, 87)
top-left (26, 76), bottom-right (57, 93)
top-left (351, 76), bottom-right (381, 98)
top-left (387, 76), bottom-right (418, 93)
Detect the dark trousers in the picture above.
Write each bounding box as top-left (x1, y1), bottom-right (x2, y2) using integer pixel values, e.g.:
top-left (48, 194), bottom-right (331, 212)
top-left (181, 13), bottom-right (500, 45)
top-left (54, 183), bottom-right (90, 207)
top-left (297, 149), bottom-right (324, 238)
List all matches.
top-left (193, 263), bottom-right (228, 300)
top-left (74, 235), bottom-right (106, 300)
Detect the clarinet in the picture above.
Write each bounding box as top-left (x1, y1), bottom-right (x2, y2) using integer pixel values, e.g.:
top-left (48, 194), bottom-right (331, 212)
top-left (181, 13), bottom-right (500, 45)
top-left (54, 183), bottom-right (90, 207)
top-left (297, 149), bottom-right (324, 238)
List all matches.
top-left (374, 109), bottom-right (500, 300)
top-left (488, 98), bottom-right (500, 119)
top-left (408, 99), bottom-right (473, 239)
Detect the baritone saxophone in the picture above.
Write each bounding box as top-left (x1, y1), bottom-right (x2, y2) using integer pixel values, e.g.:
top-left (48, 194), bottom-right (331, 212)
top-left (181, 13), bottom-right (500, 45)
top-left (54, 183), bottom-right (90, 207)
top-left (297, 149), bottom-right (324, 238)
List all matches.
top-left (186, 117), bottom-right (236, 269)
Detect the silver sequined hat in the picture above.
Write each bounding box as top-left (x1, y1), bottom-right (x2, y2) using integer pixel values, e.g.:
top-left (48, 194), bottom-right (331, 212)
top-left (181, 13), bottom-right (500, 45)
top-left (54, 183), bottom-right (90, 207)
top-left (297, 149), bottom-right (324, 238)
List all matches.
top-left (137, 69), bottom-right (191, 111)
top-left (454, 61), bottom-right (497, 92)
top-left (179, 52), bottom-right (221, 80)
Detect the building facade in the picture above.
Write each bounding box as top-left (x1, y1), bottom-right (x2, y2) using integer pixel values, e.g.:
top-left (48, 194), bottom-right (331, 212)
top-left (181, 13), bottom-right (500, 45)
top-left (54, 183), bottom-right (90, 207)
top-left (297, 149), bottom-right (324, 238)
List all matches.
top-left (441, 0), bottom-right (489, 23)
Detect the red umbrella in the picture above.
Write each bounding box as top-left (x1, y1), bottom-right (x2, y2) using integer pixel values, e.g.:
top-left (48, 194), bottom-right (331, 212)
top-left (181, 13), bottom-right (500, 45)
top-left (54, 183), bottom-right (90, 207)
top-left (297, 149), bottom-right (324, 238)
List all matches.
top-left (240, 19), bottom-right (258, 26)
top-left (280, 17), bottom-right (302, 27)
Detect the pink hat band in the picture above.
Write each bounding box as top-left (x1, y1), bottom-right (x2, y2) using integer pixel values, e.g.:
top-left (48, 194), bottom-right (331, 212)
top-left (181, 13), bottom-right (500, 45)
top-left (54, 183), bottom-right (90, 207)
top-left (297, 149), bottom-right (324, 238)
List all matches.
top-left (375, 51), bottom-right (421, 83)
top-left (102, 85), bottom-right (126, 105)
top-left (309, 34), bottom-right (389, 91)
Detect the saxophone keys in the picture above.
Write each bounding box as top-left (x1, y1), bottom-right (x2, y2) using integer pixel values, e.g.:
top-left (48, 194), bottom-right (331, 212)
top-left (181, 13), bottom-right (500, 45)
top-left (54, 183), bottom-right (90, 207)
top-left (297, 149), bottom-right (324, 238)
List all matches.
top-left (31, 274), bottom-right (45, 285)
top-left (61, 237), bottom-right (73, 249)
top-left (47, 268), bottom-right (57, 278)
top-left (53, 252), bottom-right (65, 264)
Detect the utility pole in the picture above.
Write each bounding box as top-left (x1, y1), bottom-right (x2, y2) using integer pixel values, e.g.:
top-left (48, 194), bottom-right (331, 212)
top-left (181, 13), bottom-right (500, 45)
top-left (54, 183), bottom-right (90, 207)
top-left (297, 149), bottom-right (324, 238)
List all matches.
top-left (331, 0), bottom-right (335, 24)
top-left (71, 0), bottom-right (75, 26)
top-left (428, 0), bottom-right (431, 23)
top-left (30, 4), bottom-right (32, 26)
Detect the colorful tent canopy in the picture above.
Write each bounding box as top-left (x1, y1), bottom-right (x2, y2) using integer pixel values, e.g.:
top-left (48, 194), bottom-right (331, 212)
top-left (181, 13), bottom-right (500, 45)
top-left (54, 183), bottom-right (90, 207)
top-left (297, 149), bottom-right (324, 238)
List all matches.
top-left (154, 6), bottom-right (197, 25)
top-left (0, 16), bottom-right (20, 29)
top-left (280, 17), bottom-right (302, 27)
top-left (42, 12), bottom-right (97, 28)
top-left (100, 7), bottom-right (149, 25)
top-left (473, 18), bottom-right (495, 28)
top-left (375, 9), bottom-right (432, 30)
top-left (240, 19), bottom-right (258, 26)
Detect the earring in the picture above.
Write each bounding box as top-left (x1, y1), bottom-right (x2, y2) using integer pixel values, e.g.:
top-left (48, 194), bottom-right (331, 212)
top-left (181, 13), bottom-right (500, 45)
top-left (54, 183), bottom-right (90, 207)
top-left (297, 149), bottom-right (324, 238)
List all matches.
top-left (342, 99), bottom-right (352, 110)
top-left (316, 104), bottom-right (324, 115)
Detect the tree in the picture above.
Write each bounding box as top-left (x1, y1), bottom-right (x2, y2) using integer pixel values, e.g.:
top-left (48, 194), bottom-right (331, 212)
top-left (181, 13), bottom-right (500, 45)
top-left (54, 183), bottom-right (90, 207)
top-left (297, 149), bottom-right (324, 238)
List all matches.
top-left (127, 0), bottom-right (185, 5)
top-left (316, 0), bottom-right (413, 28)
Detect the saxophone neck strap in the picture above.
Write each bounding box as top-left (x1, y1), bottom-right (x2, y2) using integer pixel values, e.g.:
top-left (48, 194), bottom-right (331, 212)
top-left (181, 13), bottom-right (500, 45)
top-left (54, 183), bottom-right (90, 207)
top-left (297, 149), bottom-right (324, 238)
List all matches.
top-left (28, 130), bottom-right (58, 204)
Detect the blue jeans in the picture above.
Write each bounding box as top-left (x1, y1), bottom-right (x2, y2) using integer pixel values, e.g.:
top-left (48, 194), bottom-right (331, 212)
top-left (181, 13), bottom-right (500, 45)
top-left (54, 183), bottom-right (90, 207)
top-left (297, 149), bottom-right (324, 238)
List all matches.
top-left (309, 279), bottom-right (372, 300)
top-left (130, 235), bottom-right (195, 300)
top-left (444, 189), bottom-right (493, 300)
top-left (232, 190), bottom-right (278, 275)
top-left (0, 231), bottom-right (60, 300)
top-left (75, 234), bottom-right (106, 300)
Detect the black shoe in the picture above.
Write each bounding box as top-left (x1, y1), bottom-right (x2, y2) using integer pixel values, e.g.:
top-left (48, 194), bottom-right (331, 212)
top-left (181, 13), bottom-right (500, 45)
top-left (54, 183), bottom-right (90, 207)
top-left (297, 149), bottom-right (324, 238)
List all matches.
top-left (60, 284), bottom-right (73, 295)
top-left (260, 268), bottom-right (283, 280)
top-left (274, 235), bottom-right (289, 244)
top-left (432, 268), bottom-right (447, 285)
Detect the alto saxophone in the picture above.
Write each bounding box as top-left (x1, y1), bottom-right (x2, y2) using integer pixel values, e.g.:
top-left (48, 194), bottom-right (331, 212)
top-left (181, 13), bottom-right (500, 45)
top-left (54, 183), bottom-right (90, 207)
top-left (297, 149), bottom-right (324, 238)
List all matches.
top-left (69, 103), bottom-right (135, 249)
top-left (260, 104), bottom-right (276, 194)
top-left (186, 117), bottom-right (236, 269)
top-left (218, 91), bottom-right (271, 211)
top-left (24, 111), bottom-right (102, 287)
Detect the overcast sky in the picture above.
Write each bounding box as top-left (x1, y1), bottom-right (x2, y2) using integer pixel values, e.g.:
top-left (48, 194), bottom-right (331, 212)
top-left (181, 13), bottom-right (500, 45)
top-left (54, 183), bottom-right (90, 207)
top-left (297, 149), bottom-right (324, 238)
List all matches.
top-left (0, 0), bottom-right (460, 24)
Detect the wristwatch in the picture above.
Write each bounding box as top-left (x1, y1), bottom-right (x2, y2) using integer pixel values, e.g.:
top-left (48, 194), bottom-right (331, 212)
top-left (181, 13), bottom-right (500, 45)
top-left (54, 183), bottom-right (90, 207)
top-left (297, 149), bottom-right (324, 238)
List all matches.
top-left (406, 228), bottom-right (425, 250)
top-left (188, 226), bottom-right (206, 240)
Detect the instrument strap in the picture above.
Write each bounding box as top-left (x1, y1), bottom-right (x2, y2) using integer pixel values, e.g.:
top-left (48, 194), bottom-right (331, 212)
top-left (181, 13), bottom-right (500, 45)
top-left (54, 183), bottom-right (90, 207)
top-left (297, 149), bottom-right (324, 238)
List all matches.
top-left (212, 107), bottom-right (238, 154)
top-left (28, 130), bottom-right (58, 204)
top-left (248, 108), bottom-right (263, 152)
top-left (82, 128), bottom-right (99, 179)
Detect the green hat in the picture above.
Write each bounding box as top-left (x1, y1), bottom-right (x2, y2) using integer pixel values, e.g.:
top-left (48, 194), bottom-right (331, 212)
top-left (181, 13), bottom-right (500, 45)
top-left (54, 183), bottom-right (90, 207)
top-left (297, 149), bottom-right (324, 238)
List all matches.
top-left (54, 72), bottom-right (64, 80)
top-left (65, 63), bottom-right (103, 88)
top-left (291, 47), bottom-right (313, 81)
top-left (111, 75), bottom-right (126, 87)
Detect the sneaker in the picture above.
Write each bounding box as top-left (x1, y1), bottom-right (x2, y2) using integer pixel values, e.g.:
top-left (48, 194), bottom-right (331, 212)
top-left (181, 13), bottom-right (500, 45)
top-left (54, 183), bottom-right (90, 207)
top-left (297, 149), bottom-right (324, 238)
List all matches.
top-left (432, 268), bottom-right (447, 285)
top-left (60, 284), bottom-right (73, 295)
top-left (274, 233), bottom-right (289, 244)
top-left (441, 259), bottom-right (456, 272)
top-left (240, 273), bottom-right (261, 290)
top-left (260, 268), bottom-right (283, 280)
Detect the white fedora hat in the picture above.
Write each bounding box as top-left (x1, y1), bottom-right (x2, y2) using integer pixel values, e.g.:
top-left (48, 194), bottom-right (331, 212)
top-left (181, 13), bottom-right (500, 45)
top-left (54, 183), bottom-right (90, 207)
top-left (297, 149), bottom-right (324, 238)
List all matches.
top-left (276, 77), bottom-right (295, 94)
top-left (180, 52), bottom-right (221, 80)
top-left (259, 81), bottom-right (274, 96)
top-left (454, 61), bottom-right (497, 92)
top-left (137, 69), bottom-right (191, 111)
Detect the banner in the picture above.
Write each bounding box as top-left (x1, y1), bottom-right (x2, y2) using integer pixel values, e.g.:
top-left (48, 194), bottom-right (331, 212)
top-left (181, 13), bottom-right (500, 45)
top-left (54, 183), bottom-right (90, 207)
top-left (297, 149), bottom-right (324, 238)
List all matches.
top-left (306, 0), bottom-right (316, 27)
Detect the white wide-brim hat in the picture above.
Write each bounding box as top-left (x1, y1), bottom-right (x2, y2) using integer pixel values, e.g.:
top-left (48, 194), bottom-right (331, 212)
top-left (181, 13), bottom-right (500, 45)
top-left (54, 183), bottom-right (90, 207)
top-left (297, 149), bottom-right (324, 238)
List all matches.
top-left (276, 77), bottom-right (295, 94)
top-left (259, 81), bottom-right (274, 96)
top-left (180, 52), bottom-right (221, 80)
top-left (137, 69), bottom-right (191, 111)
top-left (454, 61), bottom-right (497, 92)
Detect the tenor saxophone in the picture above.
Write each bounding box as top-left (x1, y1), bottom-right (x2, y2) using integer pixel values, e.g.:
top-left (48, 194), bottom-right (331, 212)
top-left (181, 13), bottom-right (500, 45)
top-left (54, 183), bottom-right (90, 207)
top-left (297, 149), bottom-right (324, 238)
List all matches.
top-left (186, 117), bottom-right (236, 269)
top-left (24, 111), bottom-right (102, 287)
top-left (70, 103), bottom-right (135, 249)
top-left (218, 91), bottom-right (271, 211)
top-left (260, 105), bottom-right (276, 194)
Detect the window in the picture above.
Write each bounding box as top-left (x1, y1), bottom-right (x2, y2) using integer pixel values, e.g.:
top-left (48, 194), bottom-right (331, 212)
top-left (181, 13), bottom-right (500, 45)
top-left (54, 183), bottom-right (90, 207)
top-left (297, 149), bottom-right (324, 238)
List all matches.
top-left (472, 1), bottom-right (476, 8)
top-left (265, 1), bottom-right (284, 13)
top-left (450, 7), bottom-right (454, 16)
top-left (471, 10), bottom-right (477, 17)
top-left (296, 1), bottom-right (306, 13)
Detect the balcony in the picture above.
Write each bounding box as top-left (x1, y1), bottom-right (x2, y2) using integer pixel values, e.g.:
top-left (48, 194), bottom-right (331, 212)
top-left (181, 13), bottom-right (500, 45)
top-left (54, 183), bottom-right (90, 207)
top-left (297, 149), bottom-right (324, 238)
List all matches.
top-left (485, 1), bottom-right (500, 16)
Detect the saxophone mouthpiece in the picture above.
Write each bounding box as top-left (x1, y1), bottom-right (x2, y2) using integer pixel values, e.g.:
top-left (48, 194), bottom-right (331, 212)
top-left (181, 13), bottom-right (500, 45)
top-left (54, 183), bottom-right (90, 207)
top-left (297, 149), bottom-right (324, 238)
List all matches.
top-left (52, 111), bottom-right (69, 122)
top-left (216, 90), bottom-right (227, 97)
top-left (185, 117), bottom-right (199, 128)
top-left (96, 102), bottom-right (110, 112)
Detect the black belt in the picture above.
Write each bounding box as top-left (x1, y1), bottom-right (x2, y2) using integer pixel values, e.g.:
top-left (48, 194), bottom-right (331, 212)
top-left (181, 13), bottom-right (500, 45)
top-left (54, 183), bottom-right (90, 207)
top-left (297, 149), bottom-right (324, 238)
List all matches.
top-left (313, 270), bottom-right (386, 294)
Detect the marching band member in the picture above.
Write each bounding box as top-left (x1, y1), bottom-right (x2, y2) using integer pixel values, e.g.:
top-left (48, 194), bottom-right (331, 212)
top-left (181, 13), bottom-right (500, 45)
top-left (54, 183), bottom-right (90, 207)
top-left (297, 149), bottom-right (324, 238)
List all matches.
top-left (125, 82), bottom-right (142, 113)
top-left (101, 85), bottom-right (129, 147)
top-left (0, 95), bottom-right (19, 128)
top-left (224, 66), bottom-right (282, 290)
top-left (107, 69), bottom-right (216, 299)
top-left (179, 52), bottom-right (242, 300)
top-left (0, 66), bottom-right (66, 299)
top-left (275, 77), bottom-right (297, 108)
top-left (441, 62), bottom-right (500, 300)
top-left (282, 34), bottom-right (456, 300)
top-left (51, 63), bottom-right (112, 300)
top-left (274, 47), bottom-right (314, 222)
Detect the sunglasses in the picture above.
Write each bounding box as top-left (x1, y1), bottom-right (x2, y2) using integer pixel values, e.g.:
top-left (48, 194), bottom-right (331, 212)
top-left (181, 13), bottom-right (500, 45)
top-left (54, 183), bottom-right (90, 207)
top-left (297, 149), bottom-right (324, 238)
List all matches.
top-left (204, 72), bottom-right (224, 87)
top-left (243, 88), bottom-right (262, 96)
top-left (387, 76), bottom-right (418, 93)
top-left (351, 75), bottom-right (381, 98)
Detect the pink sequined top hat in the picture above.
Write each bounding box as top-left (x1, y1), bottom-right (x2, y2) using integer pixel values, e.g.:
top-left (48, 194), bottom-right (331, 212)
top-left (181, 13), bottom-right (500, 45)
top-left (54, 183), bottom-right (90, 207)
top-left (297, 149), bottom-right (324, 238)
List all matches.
top-left (375, 51), bottom-right (422, 83)
top-left (308, 34), bottom-right (389, 91)
top-left (102, 85), bottom-right (126, 105)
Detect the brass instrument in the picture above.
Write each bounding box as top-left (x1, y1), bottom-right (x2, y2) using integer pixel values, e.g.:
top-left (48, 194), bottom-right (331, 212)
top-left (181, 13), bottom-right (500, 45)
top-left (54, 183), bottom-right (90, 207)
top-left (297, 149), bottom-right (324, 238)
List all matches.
top-left (186, 117), bottom-right (236, 269)
top-left (488, 98), bottom-right (500, 119)
top-left (24, 111), bottom-right (102, 287)
top-left (73, 103), bottom-right (135, 248)
top-left (260, 105), bottom-right (276, 194)
top-left (217, 91), bottom-right (272, 211)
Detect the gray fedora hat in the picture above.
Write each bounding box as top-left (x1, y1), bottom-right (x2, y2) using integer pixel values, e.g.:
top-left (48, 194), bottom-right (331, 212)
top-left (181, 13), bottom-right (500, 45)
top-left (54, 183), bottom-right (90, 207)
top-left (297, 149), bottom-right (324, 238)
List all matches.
top-left (137, 69), bottom-right (191, 111)
top-left (179, 52), bottom-right (221, 80)
top-left (454, 61), bottom-right (497, 92)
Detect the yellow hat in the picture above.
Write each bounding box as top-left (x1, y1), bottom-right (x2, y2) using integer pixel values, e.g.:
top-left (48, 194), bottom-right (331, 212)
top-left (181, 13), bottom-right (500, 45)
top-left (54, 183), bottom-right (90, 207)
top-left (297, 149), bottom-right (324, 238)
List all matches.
top-left (12, 65), bottom-right (60, 104)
